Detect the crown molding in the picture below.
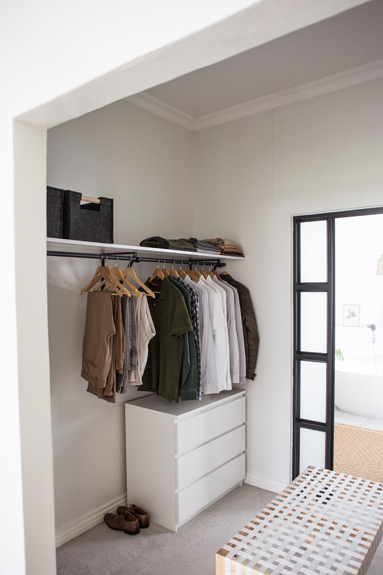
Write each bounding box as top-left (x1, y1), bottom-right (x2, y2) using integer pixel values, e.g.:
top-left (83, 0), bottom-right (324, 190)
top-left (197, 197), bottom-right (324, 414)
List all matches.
top-left (126, 92), bottom-right (195, 130)
top-left (126, 59), bottom-right (383, 132)
top-left (195, 58), bottom-right (383, 130)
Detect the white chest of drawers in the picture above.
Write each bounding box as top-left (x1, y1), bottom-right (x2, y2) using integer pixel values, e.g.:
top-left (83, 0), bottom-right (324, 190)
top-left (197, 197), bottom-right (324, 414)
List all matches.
top-left (125, 389), bottom-right (246, 531)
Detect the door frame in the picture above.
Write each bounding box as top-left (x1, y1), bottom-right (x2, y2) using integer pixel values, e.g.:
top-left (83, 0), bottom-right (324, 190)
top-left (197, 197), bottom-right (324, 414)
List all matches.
top-left (292, 206), bottom-right (383, 479)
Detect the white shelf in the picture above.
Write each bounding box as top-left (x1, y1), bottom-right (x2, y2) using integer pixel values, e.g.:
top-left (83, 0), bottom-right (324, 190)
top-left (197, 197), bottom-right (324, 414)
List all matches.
top-left (46, 238), bottom-right (244, 261)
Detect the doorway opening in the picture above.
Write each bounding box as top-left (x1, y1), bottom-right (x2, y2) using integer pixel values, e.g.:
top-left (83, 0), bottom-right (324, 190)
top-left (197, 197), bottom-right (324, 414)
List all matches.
top-left (333, 213), bottom-right (383, 483)
top-left (293, 207), bottom-right (383, 481)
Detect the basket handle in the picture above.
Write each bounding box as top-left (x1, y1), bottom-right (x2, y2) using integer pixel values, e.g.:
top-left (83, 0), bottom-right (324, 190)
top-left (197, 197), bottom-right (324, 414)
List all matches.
top-left (81, 195), bottom-right (101, 205)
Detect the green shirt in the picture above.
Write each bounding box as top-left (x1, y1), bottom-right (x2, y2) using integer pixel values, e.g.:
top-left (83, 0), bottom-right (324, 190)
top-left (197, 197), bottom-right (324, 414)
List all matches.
top-left (141, 278), bottom-right (192, 402)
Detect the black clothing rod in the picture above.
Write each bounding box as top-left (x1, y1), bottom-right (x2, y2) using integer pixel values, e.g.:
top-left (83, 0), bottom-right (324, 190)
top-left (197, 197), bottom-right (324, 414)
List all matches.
top-left (47, 250), bottom-right (225, 269)
top-left (46, 251), bottom-right (137, 261)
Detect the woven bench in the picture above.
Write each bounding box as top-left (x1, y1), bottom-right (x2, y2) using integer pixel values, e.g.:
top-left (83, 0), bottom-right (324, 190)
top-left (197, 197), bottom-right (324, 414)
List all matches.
top-left (216, 466), bottom-right (383, 575)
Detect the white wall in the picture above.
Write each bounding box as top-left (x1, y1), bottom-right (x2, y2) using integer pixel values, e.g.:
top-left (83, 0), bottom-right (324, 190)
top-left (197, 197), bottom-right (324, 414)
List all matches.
top-left (48, 100), bottom-right (194, 246)
top-left (194, 77), bottom-right (383, 486)
top-left (47, 100), bottom-right (194, 530)
top-left (0, 118), bottom-right (26, 575)
top-left (14, 121), bottom-right (56, 575)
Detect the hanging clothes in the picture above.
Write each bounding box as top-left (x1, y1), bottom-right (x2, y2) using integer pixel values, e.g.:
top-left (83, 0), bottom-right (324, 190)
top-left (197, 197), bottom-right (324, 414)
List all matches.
top-left (220, 279), bottom-right (246, 384)
top-left (213, 276), bottom-right (240, 384)
top-left (116, 296), bottom-right (138, 394)
top-left (174, 276), bottom-right (202, 399)
top-left (140, 277), bottom-right (193, 403)
top-left (220, 273), bottom-right (259, 380)
top-left (127, 296), bottom-right (156, 386)
top-left (206, 275), bottom-right (232, 389)
top-left (169, 277), bottom-right (199, 401)
top-left (198, 275), bottom-right (231, 393)
top-left (80, 260), bottom-right (157, 401)
top-left (183, 275), bottom-right (219, 397)
top-left (81, 292), bottom-right (125, 403)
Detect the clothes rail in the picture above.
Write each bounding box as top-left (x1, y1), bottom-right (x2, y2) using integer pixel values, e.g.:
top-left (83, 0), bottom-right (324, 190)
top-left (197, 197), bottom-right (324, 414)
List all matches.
top-left (46, 250), bottom-right (225, 270)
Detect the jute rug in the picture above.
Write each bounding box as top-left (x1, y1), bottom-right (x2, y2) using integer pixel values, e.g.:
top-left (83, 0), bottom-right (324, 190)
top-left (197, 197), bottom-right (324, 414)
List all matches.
top-left (334, 423), bottom-right (383, 483)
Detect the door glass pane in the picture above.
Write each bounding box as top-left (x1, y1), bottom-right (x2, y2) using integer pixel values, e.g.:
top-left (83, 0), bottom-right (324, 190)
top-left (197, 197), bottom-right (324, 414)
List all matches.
top-left (300, 220), bottom-right (327, 283)
top-left (334, 214), bottom-right (383, 480)
top-left (300, 361), bottom-right (327, 423)
top-left (300, 292), bottom-right (327, 353)
top-left (299, 428), bottom-right (325, 474)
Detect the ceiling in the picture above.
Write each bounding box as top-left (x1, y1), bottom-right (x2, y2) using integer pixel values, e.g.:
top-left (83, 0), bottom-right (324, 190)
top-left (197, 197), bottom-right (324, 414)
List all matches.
top-left (130, 1), bottom-right (383, 124)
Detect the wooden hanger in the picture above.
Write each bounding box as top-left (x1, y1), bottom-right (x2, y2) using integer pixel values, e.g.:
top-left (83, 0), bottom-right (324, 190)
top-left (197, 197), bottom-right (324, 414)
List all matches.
top-left (178, 269), bottom-right (187, 279)
top-left (149, 266), bottom-right (165, 282)
top-left (185, 269), bottom-right (199, 282)
top-left (219, 271), bottom-right (230, 280)
top-left (209, 268), bottom-right (222, 280)
top-left (81, 265), bottom-right (105, 294)
top-left (169, 267), bottom-right (179, 278)
top-left (123, 266), bottom-right (156, 298)
top-left (80, 265), bottom-right (127, 296)
top-left (94, 265), bottom-right (132, 296)
top-left (111, 265), bottom-right (142, 297)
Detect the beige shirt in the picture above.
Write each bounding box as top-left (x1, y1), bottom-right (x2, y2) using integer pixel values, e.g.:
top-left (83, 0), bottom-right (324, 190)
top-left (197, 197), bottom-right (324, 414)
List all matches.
top-left (128, 296), bottom-right (156, 386)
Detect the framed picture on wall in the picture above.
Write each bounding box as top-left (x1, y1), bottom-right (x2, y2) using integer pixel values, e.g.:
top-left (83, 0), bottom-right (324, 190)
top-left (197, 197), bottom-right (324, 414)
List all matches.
top-left (343, 304), bottom-right (360, 327)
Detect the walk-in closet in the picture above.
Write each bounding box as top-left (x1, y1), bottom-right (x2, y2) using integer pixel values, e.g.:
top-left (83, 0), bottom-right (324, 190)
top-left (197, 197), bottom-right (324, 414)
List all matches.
top-left (46, 99), bottom-right (256, 544)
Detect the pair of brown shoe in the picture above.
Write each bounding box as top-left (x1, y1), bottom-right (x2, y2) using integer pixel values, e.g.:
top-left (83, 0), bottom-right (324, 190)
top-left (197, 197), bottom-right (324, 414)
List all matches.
top-left (104, 504), bottom-right (150, 535)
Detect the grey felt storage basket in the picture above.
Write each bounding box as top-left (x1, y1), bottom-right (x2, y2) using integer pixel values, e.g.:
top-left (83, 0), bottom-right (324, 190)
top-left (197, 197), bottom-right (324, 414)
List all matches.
top-left (47, 186), bottom-right (64, 238)
top-left (63, 190), bottom-right (114, 243)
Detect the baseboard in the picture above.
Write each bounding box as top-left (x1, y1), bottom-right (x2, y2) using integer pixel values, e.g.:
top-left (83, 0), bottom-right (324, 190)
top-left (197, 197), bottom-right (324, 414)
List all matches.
top-left (55, 493), bottom-right (127, 547)
top-left (245, 471), bottom-right (289, 494)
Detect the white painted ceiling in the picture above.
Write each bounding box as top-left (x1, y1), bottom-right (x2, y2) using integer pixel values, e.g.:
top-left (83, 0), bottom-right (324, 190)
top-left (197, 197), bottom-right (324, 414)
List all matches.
top-left (141, 1), bottom-right (383, 119)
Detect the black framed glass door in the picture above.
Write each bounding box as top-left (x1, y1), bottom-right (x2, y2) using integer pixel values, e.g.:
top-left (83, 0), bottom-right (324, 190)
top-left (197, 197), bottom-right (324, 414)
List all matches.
top-left (292, 214), bottom-right (335, 478)
top-left (292, 207), bottom-right (383, 479)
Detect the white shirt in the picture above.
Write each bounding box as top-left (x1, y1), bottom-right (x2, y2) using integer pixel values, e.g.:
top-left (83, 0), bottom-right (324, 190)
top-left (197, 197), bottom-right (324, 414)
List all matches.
top-left (213, 276), bottom-right (240, 384)
top-left (200, 276), bottom-right (231, 392)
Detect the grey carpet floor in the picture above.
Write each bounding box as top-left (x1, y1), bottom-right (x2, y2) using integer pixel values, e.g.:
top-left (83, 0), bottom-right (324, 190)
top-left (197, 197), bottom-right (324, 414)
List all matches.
top-left (56, 484), bottom-right (383, 575)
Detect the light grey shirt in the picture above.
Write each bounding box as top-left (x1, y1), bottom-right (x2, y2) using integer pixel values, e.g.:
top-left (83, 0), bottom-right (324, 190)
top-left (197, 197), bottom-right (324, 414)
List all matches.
top-left (184, 276), bottom-right (219, 395)
top-left (221, 280), bottom-right (246, 384)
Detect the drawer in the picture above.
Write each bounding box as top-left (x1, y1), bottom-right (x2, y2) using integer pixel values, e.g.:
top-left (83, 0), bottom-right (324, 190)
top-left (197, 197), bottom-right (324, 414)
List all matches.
top-left (177, 396), bottom-right (245, 455)
top-left (177, 453), bottom-right (245, 525)
top-left (177, 425), bottom-right (245, 490)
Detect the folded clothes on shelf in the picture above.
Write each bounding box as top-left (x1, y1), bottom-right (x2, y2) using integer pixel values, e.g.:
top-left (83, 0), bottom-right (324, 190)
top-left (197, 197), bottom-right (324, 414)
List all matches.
top-left (187, 237), bottom-right (222, 253)
top-left (202, 238), bottom-right (244, 257)
top-left (139, 236), bottom-right (170, 249)
top-left (139, 236), bottom-right (197, 251)
top-left (139, 236), bottom-right (243, 256)
top-left (167, 239), bottom-right (197, 252)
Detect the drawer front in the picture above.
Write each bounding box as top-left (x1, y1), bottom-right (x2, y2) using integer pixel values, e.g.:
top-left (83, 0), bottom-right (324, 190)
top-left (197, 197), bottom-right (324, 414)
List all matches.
top-left (178, 453), bottom-right (245, 526)
top-left (177, 425), bottom-right (245, 491)
top-left (177, 396), bottom-right (245, 455)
